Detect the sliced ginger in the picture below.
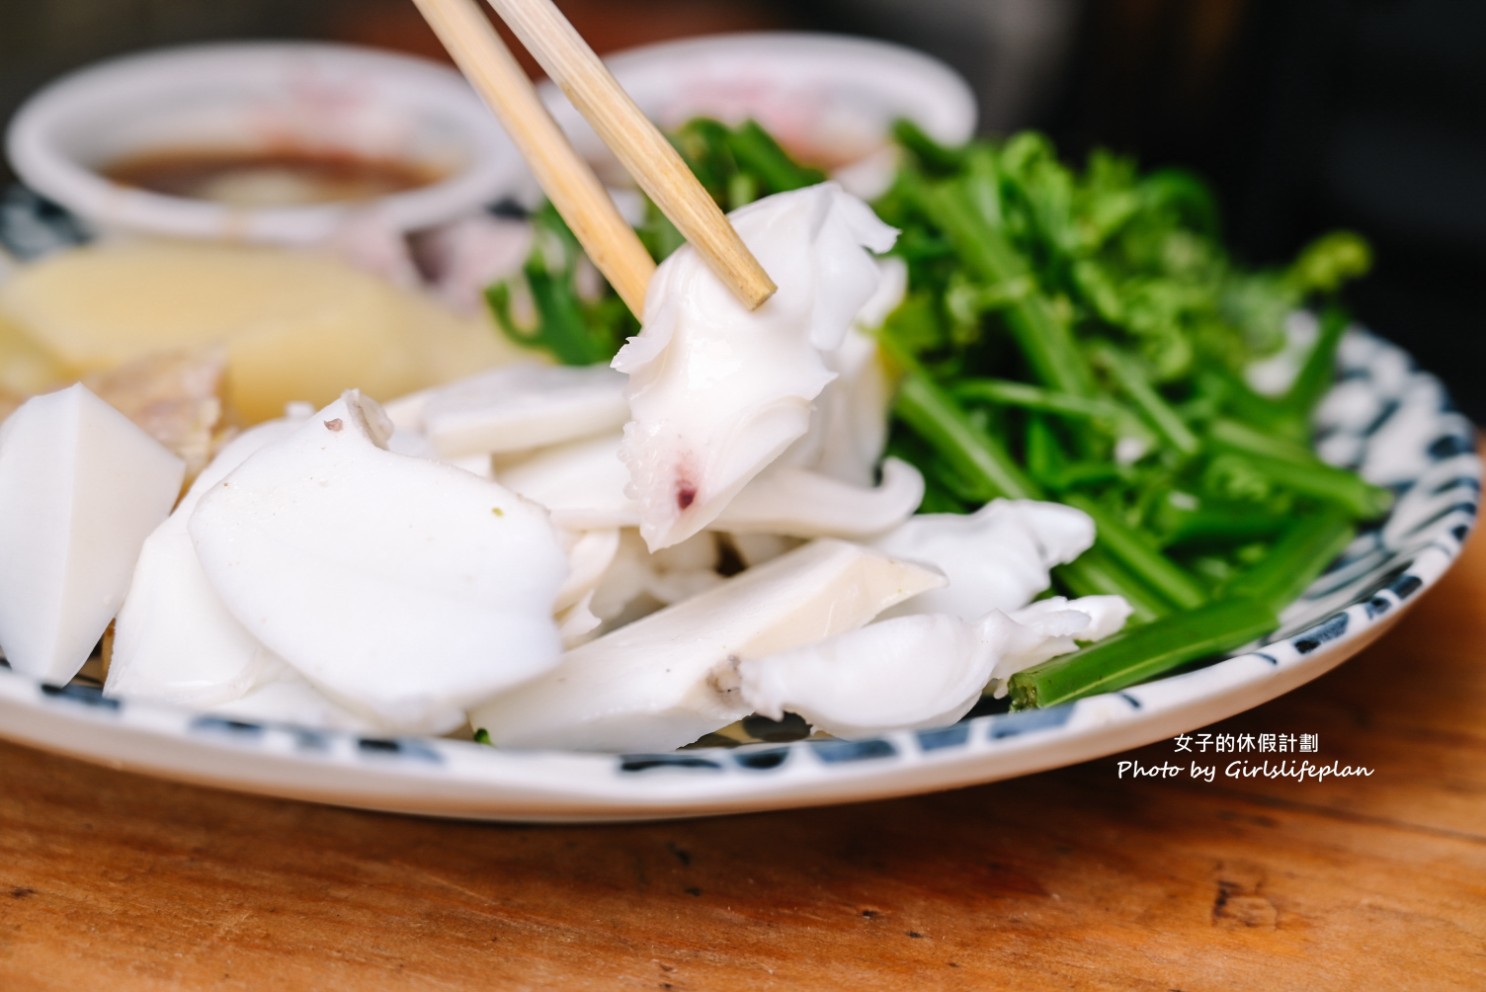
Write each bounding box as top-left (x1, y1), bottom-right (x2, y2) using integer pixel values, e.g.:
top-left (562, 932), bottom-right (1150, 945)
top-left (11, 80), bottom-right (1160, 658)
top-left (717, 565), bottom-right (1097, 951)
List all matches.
top-left (0, 240), bottom-right (520, 424)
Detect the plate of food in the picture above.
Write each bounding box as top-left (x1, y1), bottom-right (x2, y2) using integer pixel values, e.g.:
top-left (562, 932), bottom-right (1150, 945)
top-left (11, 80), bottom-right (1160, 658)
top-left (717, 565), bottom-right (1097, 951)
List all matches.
top-left (0, 35), bottom-right (1477, 823)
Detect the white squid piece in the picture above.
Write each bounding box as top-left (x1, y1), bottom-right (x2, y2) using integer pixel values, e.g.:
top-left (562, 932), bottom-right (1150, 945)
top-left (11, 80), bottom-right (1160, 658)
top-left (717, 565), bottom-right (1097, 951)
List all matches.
top-left (0, 384), bottom-right (183, 683)
top-left (727, 495), bottom-right (1132, 738)
top-left (407, 362), bottom-right (629, 460)
top-left (734, 595), bottom-right (1132, 739)
top-left (496, 431), bottom-right (637, 531)
top-left (107, 413), bottom-right (307, 706)
top-left (715, 457), bottom-right (924, 540)
top-left (469, 539), bottom-right (945, 753)
top-left (613, 183), bottom-right (898, 550)
top-left (780, 256), bottom-right (908, 486)
top-left (872, 499), bottom-right (1099, 620)
top-left (188, 391), bottom-right (568, 734)
top-left (553, 528), bottom-right (622, 614)
top-left (584, 529), bottom-right (727, 629)
top-left (497, 432), bottom-right (922, 543)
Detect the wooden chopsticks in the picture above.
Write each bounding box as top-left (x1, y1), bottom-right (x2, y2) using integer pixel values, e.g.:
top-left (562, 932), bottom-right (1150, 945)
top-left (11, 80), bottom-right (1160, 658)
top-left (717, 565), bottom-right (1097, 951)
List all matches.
top-left (412, 0), bottom-right (778, 316)
top-left (410, 0), bottom-right (654, 317)
top-left (485, 0), bottom-right (777, 312)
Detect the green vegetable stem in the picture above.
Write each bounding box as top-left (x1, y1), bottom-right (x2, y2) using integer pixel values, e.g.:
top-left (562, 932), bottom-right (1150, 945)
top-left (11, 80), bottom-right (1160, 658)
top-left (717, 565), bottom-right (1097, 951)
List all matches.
top-left (1008, 596), bottom-right (1279, 709)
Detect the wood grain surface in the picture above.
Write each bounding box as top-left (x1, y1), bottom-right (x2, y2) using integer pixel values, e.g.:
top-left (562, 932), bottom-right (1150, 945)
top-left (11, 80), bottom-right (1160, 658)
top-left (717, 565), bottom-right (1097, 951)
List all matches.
top-left (3, 530), bottom-right (1483, 991)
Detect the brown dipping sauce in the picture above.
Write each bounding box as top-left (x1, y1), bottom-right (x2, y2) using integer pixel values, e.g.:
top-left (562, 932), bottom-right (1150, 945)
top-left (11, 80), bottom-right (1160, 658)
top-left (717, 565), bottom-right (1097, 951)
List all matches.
top-left (102, 148), bottom-right (444, 207)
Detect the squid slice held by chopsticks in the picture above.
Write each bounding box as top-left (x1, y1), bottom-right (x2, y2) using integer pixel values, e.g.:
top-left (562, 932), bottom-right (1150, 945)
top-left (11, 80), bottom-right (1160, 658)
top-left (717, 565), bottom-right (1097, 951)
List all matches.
top-left (613, 183), bottom-right (898, 551)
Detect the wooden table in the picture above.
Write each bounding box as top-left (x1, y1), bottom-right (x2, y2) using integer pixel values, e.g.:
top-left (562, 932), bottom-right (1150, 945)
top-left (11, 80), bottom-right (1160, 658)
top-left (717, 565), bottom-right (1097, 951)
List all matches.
top-left (3, 533), bottom-right (1483, 991)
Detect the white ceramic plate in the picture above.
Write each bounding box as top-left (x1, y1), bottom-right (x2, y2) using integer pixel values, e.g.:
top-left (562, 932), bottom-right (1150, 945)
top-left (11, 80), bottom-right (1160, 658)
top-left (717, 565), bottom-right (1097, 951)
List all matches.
top-left (0, 309), bottom-right (1476, 821)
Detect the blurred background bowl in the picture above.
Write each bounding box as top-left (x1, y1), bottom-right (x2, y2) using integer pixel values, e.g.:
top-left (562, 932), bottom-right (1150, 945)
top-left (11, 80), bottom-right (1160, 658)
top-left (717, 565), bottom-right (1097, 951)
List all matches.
top-left (5, 42), bottom-right (526, 244)
top-left (537, 32), bottom-right (976, 199)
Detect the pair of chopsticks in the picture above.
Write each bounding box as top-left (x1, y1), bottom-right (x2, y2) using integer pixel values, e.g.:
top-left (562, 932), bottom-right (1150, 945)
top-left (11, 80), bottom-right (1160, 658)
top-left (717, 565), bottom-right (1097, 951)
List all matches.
top-left (411, 0), bottom-right (777, 318)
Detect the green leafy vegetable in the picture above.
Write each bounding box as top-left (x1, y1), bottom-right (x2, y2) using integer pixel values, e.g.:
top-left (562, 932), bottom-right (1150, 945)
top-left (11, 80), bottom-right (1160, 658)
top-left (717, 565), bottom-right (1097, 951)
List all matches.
top-left (874, 126), bottom-right (1377, 706)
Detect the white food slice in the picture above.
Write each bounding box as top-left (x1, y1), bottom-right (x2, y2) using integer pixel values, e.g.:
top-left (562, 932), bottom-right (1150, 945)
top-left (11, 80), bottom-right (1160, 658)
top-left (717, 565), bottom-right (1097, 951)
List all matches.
top-left (872, 499), bottom-right (1097, 620)
top-left (735, 595), bottom-right (1132, 739)
top-left (421, 362), bottom-right (629, 459)
top-left (189, 391), bottom-right (568, 734)
top-left (733, 612), bottom-right (995, 739)
top-left (554, 528), bottom-right (621, 613)
top-left (586, 530), bottom-right (724, 625)
top-left (614, 183), bottom-right (898, 550)
top-left (107, 415), bottom-right (306, 706)
top-left (633, 531), bottom-right (726, 604)
top-left (781, 257), bottom-right (907, 486)
top-left (555, 592), bottom-right (603, 649)
top-left (470, 538), bottom-right (944, 753)
top-left (496, 432), bottom-right (637, 530)
top-left (499, 433), bottom-right (920, 542)
top-left (716, 457), bottom-right (923, 539)
top-left (0, 384), bottom-right (184, 682)
top-left (584, 530), bottom-right (726, 631)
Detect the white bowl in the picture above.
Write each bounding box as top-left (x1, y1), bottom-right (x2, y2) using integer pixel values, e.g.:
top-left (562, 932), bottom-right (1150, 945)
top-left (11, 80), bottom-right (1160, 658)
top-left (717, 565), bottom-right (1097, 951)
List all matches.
top-left (5, 42), bottom-right (526, 244)
top-left (539, 32), bottom-right (979, 199)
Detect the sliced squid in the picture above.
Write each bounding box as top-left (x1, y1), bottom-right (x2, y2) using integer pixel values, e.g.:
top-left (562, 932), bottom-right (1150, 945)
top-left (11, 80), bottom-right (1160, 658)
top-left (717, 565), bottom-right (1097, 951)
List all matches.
top-left (613, 183), bottom-right (898, 550)
top-left (731, 612), bottom-right (993, 738)
top-left (188, 391), bottom-right (568, 734)
top-left (734, 595), bottom-right (1132, 739)
top-left (555, 592), bottom-right (604, 649)
top-left (468, 538), bottom-right (944, 753)
top-left (496, 431), bottom-right (923, 542)
top-left (781, 256), bottom-right (907, 486)
top-left (107, 413), bottom-right (307, 707)
top-left (0, 384), bottom-right (184, 683)
top-left (715, 457), bottom-right (923, 540)
top-left (420, 361), bottom-right (628, 459)
top-left (496, 431), bottom-right (636, 531)
top-left (553, 528), bottom-right (622, 613)
top-left (871, 499), bottom-right (1097, 620)
top-left (584, 530), bottom-right (727, 631)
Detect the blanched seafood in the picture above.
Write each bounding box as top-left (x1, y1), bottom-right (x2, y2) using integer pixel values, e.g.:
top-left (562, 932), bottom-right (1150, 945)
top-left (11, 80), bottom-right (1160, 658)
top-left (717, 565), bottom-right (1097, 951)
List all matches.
top-left (0, 184), bottom-right (1131, 751)
top-left (187, 392), bottom-right (569, 734)
top-left (613, 183), bottom-right (899, 550)
top-left (470, 539), bottom-right (945, 752)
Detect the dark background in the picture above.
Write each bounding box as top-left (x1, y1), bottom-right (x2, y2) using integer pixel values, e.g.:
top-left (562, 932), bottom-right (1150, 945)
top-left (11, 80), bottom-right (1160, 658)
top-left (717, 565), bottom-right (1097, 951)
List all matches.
top-left (3, 0), bottom-right (1482, 418)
